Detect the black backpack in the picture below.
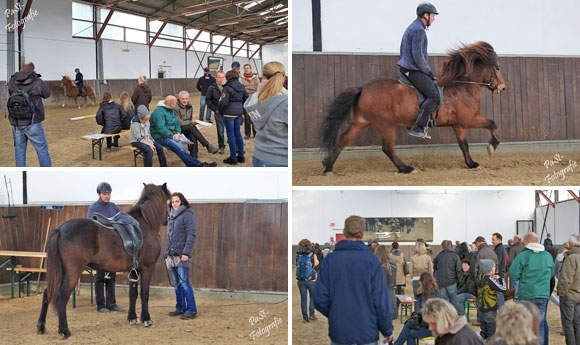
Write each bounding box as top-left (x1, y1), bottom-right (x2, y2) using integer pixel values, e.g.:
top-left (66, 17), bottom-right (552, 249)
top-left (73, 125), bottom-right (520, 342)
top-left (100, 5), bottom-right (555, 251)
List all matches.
top-left (7, 88), bottom-right (35, 125)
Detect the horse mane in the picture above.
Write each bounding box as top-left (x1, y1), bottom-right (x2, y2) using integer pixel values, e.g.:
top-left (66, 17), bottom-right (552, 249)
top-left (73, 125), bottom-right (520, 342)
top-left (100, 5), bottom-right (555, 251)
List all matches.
top-left (438, 41), bottom-right (498, 86)
top-left (129, 183), bottom-right (171, 229)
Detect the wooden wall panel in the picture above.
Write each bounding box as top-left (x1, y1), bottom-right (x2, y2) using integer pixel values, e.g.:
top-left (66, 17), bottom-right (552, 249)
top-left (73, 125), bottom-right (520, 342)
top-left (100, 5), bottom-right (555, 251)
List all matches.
top-left (0, 202), bottom-right (287, 293)
top-left (292, 54), bottom-right (580, 149)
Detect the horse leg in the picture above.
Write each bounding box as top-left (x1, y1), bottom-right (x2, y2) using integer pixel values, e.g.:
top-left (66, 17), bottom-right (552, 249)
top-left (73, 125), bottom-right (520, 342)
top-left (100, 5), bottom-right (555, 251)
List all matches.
top-left (453, 126), bottom-right (479, 169)
top-left (37, 289), bottom-right (49, 334)
top-left (74, 96), bottom-right (80, 109)
top-left (322, 122), bottom-right (369, 175)
top-left (139, 270), bottom-right (155, 326)
top-left (56, 276), bottom-right (76, 338)
top-left (128, 280), bottom-right (139, 324)
top-left (464, 115), bottom-right (500, 157)
top-left (379, 126), bottom-right (415, 174)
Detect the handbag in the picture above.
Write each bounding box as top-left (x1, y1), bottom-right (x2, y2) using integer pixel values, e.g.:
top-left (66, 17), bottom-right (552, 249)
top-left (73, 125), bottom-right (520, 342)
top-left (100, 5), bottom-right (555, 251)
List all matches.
top-left (403, 260), bottom-right (410, 275)
top-left (407, 311), bottom-right (425, 330)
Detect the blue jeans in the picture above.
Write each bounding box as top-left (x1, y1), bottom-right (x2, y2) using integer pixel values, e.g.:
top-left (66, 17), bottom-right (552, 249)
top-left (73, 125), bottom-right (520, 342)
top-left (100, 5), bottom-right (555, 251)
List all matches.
top-left (224, 116), bottom-right (244, 160)
top-left (131, 141), bottom-right (167, 167)
top-left (456, 292), bottom-right (475, 315)
top-left (412, 280), bottom-right (421, 311)
top-left (155, 138), bottom-right (203, 167)
top-left (170, 266), bottom-right (197, 314)
top-left (12, 122), bottom-right (51, 167)
top-left (440, 283), bottom-right (459, 313)
top-left (214, 113), bottom-right (225, 150)
top-left (199, 96), bottom-right (212, 122)
top-left (560, 295), bottom-right (580, 345)
top-left (297, 280), bottom-right (315, 321)
top-left (523, 298), bottom-right (548, 345)
top-left (479, 310), bottom-right (497, 340)
top-left (252, 156), bottom-right (287, 167)
top-left (394, 321), bottom-right (432, 345)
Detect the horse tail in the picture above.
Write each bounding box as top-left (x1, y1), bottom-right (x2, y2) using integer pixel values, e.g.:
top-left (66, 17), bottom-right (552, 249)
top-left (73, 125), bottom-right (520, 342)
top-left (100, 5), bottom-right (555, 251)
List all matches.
top-left (321, 86), bottom-right (362, 154)
top-left (45, 228), bottom-right (64, 311)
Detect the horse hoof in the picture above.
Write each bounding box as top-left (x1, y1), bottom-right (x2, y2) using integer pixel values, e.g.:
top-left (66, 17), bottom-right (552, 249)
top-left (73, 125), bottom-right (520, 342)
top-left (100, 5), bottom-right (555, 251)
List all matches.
top-left (144, 319), bottom-right (155, 327)
top-left (129, 318), bottom-right (141, 325)
top-left (59, 329), bottom-right (72, 339)
top-left (487, 144), bottom-right (495, 156)
top-left (36, 323), bottom-right (46, 334)
top-left (323, 171), bottom-right (334, 176)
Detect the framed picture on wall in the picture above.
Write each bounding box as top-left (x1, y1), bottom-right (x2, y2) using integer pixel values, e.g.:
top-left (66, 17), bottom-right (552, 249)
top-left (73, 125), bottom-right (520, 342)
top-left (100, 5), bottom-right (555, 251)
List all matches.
top-left (364, 217), bottom-right (433, 242)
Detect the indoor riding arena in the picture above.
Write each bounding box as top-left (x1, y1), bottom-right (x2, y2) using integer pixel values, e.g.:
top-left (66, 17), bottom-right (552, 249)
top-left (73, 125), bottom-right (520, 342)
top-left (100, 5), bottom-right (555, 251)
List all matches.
top-left (0, 171), bottom-right (288, 344)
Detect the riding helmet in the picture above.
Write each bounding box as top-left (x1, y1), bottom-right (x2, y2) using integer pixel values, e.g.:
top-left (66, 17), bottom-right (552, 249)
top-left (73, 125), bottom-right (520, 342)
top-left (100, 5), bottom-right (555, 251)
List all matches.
top-left (417, 2), bottom-right (438, 16)
top-left (75, 68), bottom-right (80, 72)
top-left (96, 182), bottom-right (112, 194)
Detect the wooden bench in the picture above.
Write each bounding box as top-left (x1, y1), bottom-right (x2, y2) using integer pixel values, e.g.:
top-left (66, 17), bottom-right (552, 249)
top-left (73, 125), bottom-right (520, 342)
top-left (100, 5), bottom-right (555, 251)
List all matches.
top-left (396, 295), bottom-right (413, 323)
top-left (465, 298), bottom-right (477, 322)
top-left (124, 146), bottom-right (144, 167)
top-left (81, 130), bottom-right (129, 160)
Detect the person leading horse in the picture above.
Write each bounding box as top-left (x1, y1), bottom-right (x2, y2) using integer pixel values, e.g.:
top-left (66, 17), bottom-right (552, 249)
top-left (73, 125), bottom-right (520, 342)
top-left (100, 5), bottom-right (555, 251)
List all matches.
top-left (398, 2), bottom-right (439, 139)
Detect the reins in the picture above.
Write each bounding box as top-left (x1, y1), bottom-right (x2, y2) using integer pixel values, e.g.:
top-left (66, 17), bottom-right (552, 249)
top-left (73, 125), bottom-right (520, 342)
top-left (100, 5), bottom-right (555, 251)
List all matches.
top-left (454, 80), bottom-right (493, 87)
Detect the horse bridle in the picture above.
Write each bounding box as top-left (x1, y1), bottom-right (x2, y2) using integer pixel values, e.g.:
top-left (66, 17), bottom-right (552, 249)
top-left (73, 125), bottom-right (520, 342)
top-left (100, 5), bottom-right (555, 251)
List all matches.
top-left (455, 66), bottom-right (501, 92)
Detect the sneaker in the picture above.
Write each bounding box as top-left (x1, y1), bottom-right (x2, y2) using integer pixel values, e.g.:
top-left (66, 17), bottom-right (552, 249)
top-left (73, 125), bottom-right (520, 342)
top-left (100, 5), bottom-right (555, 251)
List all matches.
top-left (200, 161), bottom-right (218, 167)
top-left (180, 312), bottom-right (197, 320)
top-left (309, 315), bottom-right (317, 321)
top-left (237, 156), bottom-right (246, 164)
top-left (206, 144), bottom-right (219, 154)
top-left (168, 311), bottom-right (183, 317)
top-left (109, 306), bottom-right (125, 312)
top-left (223, 157), bottom-right (238, 165)
top-left (408, 128), bottom-right (431, 139)
top-left (218, 148), bottom-right (225, 154)
top-left (98, 307), bottom-right (109, 313)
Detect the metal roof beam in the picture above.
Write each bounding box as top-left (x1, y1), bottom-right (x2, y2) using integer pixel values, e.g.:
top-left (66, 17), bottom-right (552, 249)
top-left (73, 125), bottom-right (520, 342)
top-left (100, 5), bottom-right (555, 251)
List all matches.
top-left (153, 0), bottom-right (250, 21)
top-left (96, 4), bottom-right (118, 42)
top-left (149, 20), bottom-right (168, 47)
top-left (211, 35), bottom-right (228, 55)
top-left (17, 0), bottom-right (33, 35)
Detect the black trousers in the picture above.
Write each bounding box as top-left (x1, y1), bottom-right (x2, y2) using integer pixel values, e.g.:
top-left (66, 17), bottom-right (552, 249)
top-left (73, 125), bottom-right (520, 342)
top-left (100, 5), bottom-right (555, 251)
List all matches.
top-left (181, 124), bottom-right (209, 158)
top-left (401, 68), bottom-right (439, 130)
top-left (243, 109), bottom-right (255, 137)
top-left (95, 270), bottom-right (117, 309)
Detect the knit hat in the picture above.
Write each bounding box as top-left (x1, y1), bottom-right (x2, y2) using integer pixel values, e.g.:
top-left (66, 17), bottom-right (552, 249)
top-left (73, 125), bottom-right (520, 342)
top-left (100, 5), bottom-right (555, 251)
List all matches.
top-left (137, 105), bottom-right (149, 119)
top-left (479, 259), bottom-right (494, 274)
top-left (231, 61), bottom-right (240, 68)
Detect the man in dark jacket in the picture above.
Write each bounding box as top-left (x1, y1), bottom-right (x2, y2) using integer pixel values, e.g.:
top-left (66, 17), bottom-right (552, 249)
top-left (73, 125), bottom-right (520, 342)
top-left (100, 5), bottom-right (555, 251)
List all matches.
top-left (195, 67), bottom-right (215, 123)
top-left (74, 68), bottom-right (85, 97)
top-left (7, 61), bottom-right (51, 167)
top-left (206, 71), bottom-right (226, 154)
top-left (433, 240), bottom-right (462, 312)
top-left (491, 233), bottom-right (508, 308)
top-left (470, 236), bottom-right (498, 281)
top-left (313, 215), bottom-right (394, 344)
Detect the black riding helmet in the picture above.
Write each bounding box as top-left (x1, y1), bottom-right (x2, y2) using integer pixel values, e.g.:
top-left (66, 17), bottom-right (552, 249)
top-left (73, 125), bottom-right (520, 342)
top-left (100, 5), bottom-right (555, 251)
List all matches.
top-left (417, 2), bottom-right (438, 16)
top-left (96, 182), bottom-right (112, 194)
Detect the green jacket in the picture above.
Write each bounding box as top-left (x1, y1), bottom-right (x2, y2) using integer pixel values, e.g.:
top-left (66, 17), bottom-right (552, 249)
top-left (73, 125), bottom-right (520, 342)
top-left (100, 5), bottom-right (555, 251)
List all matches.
top-left (508, 243), bottom-right (554, 300)
top-left (557, 247), bottom-right (580, 302)
top-left (149, 105), bottom-right (181, 140)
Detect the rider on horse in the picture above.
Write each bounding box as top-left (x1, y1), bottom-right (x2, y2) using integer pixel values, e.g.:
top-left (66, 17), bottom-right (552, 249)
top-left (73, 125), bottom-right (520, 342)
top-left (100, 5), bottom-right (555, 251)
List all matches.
top-left (398, 2), bottom-right (439, 139)
top-left (74, 67), bottom-right (85, 97)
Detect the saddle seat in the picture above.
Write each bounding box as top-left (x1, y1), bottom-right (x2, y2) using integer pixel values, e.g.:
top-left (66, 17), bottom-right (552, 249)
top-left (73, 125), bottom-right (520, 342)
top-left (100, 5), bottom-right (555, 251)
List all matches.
top-left (398, 72), bottom-right (444, 127)
top-left (91, 211), bottom-right (143, 255)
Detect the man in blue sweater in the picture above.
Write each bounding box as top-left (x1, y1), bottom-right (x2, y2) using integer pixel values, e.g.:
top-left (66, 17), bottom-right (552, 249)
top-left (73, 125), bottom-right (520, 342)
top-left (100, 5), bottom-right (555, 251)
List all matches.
top-left (397, 2), bottom-right (439, 139)
top-left (313, 215), bottom-right (394, 344)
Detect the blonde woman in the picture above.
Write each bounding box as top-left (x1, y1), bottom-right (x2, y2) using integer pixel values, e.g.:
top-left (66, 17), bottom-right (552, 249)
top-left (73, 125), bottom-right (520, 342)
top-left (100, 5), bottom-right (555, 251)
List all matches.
top-left (422, 298), bottom-right (483, 345)
top-left (244, 61), bottom-right (288, 167)
top-left (487, 301), bottom-right (540, 345)
top-left (375, 245), bottom-right (397, 318)
top-left (119, 91), bottom-right (135, 129)
top-left (131, 75), bottom-right (152, 110)
top-left (410, 241), bottom-right (433, 310)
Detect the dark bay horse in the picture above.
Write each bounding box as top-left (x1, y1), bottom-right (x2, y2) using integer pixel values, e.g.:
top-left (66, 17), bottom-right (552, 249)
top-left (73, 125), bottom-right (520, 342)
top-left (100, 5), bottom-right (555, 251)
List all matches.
top-left (60, 75), bottom-right (97, 108)
top-left (37, 183), bottom-right (171, 339)
top-left (322, 41), bottom-right (506, 174)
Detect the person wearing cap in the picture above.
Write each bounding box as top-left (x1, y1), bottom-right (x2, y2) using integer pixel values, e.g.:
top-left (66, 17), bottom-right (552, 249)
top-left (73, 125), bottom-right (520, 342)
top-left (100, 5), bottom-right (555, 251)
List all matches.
top-left (195, 67), bottom-right (215, 123)
top-left (87, 182), bottom-right (124, 313)
top-left (398, 2), bottom-right (439, 139)
top-left (129, 104), bottom-right (167, 167)
top-left (475, 259), bottom-right (507, 340)
top-left (469, 236), bottom-right (498, 282)
top-left (74, 67), bottom-right (85, 97)
top-left (150, 95), bottom-right (217, 167)
top-left (231, 61), bottom-right (241, 73)
top-left (508, 232), bottom-right (554, 345)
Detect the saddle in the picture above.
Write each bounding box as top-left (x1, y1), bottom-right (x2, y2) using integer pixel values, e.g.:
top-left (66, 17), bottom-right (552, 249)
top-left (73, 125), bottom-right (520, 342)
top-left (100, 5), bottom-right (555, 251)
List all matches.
top-left (91, 212), bottom-right (143, 282)
top-left (398, 72), bottom-right (444, 127)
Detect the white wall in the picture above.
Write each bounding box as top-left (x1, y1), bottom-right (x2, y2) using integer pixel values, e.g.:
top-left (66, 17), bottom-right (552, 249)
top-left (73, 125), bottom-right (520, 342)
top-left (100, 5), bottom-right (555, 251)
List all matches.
top-left (536, 201), bottom-right (580, 246)
top-left (292, 190), bottom-right (536, 245)
top-left (262, 43), bottom-right (288, 71)
top-left (0, 170), bottom-right (288, 205)
top-left (293, 0), bottom-right (580, 56)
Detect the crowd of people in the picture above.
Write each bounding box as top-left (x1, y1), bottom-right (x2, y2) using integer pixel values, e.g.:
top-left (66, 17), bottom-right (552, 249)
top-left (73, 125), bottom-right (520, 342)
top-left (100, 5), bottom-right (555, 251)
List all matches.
top-left (297, 215), bottom-right (580, 345)
top-left (6, 61), bottom-right (288, 167)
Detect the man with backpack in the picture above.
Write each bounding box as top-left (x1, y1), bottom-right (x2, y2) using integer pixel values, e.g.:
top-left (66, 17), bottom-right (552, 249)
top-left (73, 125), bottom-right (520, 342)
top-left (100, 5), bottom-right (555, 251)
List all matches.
top-left (7, 61), bottom-right (51, 167)
top-left (296, 238), bottom-right (318, 323)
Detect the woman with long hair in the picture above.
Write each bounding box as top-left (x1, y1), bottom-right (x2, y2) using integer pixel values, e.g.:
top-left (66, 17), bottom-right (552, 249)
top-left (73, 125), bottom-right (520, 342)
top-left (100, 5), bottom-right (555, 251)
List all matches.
top-left (410, 240), bottom-right (434, 310)
top-left (422, 298), bottom-right (484, 345)
top-left (219, 69), bottom-right (248, 165)
top-left (244, 61), bottom-right (288, 167)
top-left (375, 244), bottom-right (397, 318)
top-left (119, 91), bottom-right (135, 129)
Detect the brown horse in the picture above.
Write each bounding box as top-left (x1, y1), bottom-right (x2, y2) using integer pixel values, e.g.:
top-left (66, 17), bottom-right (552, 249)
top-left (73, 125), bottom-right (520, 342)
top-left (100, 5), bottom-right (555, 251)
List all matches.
top-left (60, 75), bottom-right (97, 108)
top-left (37, 183), bottom-right (171, 339)
top-left (322, 41), bottom-right (506, 174)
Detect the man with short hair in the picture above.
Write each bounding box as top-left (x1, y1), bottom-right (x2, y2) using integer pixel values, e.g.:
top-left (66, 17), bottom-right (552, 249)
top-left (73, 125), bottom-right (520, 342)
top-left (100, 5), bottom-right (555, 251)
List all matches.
top-left (195, 67), bottom-right (215, 122)
top-left (150, 95), bottom-right (217, 167)
top-left (87, 182), bottom-right (124, 313)
top-left (491, 232), bottom-right (507, 307)
top-left (313, 215), bottom-right (394, 345)
top-left (508, 232), bottom-right (554, 345)
top-left (206, 71), bottom-right (227, 154)
top-left (557, 234), bottom-right (580, 345)
top-left (174, 90), bottom-right (218, 158)
top-left (74, 67), bottom-right (85, 97)
top-left (7, 61), bottom-right (52, 167)
top-left (433, 239), bottom-right (462, 313)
